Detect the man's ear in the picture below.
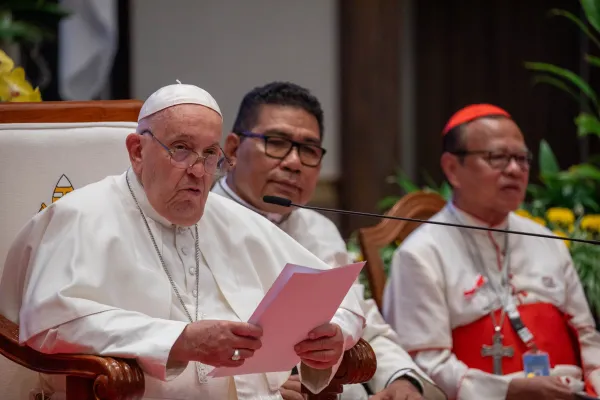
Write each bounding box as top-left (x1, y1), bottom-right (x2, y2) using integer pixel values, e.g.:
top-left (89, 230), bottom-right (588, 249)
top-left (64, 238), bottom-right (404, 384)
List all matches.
top-left (441, 152), bottom-right (462, 189)
top-left (224, 133), bottom-right (241, 163)
top-left (126, 133), bottom-right (143, 175)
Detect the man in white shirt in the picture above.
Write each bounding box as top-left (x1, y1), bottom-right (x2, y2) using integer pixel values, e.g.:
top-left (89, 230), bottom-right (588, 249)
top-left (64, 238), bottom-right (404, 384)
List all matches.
top-left (0, 83), bottom-right (365, 400)
top-left (212, 81), bottom-right (447, 400)
top-left (383, 104), bottom-right (600, 400)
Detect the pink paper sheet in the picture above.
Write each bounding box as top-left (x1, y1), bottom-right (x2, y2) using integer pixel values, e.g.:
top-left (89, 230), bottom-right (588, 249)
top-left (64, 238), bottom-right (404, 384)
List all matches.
top-left (209, 261), bottom-right (365, 377)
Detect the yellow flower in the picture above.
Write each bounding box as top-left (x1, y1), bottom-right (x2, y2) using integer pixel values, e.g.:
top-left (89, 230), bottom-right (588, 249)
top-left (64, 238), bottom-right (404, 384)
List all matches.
top-left (546, 207), bottom-right (575, 226)
top-left (515, 209), bottom-right (532, 219)
top-left (532, 217), bottom-right (546, 226)
top-left (581, 215), bottom-right (600, 232)
top-left (552, 230), bottom-right (570, 248)
top-left (0, 49), bottom-right (14, 74)
top-left (0, 67), bottom-right (42, 102)
top-left (355, 253), bottom-right (364, 262)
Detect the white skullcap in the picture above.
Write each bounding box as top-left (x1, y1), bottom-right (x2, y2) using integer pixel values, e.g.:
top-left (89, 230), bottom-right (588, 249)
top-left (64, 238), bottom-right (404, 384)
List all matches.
top-left (138, 82), bottom-right (222, 121)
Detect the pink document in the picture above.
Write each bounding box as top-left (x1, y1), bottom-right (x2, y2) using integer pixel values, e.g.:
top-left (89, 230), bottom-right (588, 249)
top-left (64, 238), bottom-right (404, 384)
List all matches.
top-left (208, 261), bottom-right (365, 377)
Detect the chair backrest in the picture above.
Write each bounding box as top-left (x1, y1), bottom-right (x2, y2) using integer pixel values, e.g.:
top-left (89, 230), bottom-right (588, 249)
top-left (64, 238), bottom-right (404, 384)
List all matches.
top-left (0, 100), bottom-right (141, 399)
top-left (358, 191), bottom-right (447, 311)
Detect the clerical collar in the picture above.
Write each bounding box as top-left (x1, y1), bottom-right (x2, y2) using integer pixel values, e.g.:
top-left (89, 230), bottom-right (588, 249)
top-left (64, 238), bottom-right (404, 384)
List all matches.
top-left (125, 168), bottom-right (181, 228)
top-left (216, 177), bottom-right (288, 225)
top-left (448, 201), bottom-right (509, 231)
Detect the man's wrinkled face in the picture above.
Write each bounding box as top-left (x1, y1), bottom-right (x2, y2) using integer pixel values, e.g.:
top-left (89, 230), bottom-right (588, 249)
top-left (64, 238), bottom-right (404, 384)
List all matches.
top-left (444, 117), bottom-right (530, 217)
top-left (225, 105), bottom-right (323, 214)
top-left (127, 104), bottom-right (223, 226)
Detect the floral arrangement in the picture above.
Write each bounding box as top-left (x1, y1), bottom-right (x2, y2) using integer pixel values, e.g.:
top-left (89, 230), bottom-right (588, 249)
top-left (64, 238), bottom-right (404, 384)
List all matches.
top-left (0, 48), bottom-right (41, 101)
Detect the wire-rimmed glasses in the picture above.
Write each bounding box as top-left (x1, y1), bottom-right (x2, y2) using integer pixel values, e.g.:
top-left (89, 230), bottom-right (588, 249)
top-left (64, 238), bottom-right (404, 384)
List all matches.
top-left (140, 129), bottom-right (232, 175)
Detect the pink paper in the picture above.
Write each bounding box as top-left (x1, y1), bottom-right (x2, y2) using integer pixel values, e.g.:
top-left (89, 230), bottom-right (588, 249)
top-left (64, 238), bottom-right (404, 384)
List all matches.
top-left (209, 262), bottom-right (365, 377)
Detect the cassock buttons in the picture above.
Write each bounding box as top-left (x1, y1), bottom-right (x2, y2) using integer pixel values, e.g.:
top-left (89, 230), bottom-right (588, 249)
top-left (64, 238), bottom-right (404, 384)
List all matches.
top-left (192, 289), bottom-right (198, 297)
top-left (189, 266), bottom-right (195, 275)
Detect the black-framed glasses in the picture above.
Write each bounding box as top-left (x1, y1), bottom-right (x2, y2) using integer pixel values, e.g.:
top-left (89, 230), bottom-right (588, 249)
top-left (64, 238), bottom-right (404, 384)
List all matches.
top-left (140, 129), bottom-right (232, 175)
top-left (235, 131), bottom-right (326, 167)
top-left (451, 150), bottom-right (533, 171)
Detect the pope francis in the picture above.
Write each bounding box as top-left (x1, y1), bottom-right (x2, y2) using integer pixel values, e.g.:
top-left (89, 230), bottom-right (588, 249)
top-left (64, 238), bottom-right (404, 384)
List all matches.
top-left (0, 83), bottom-right (365, 400)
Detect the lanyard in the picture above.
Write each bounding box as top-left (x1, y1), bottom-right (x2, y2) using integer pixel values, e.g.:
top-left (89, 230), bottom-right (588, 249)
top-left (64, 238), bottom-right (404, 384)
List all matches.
top-left (449, 206), bottom-right (536, 348)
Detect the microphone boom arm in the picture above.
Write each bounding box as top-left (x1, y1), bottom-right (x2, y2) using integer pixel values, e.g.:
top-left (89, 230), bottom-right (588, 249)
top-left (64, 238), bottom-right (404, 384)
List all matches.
top-left (262, 195), bottom-right (600, 246)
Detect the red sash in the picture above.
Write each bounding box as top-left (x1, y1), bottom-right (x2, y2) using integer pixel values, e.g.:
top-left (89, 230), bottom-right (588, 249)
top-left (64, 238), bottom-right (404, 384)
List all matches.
top-left (452, 303), bottom-right (581, 374)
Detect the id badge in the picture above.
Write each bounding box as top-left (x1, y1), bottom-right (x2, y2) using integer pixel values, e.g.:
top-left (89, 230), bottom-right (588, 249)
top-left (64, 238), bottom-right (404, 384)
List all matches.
top-left (523, 351), bottom-right (551, 377)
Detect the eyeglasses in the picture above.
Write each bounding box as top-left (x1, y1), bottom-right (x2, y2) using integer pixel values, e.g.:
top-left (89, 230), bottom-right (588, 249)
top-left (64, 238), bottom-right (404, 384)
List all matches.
top-left (451, 150), bottom-right (533, 171)
top-left (235, 131), bottom-right (326, 167)
top-left (140, 130), bottom-right (232, 175)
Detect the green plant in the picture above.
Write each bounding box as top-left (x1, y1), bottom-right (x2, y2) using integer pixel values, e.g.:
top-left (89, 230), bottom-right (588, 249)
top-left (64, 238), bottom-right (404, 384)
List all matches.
top-left (524, 0), bottom-right (600, 138)
top-left (524, 139), bottom-right (600, 217)
top-left (0, 0), bottom-right (70, 44)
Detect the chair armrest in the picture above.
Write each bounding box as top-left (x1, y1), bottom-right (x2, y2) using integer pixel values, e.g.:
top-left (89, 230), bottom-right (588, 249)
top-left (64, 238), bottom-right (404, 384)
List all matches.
top-left (303, 338), bottom-right (377, 400)
top-left (0, 314), bottom-right (144, 400)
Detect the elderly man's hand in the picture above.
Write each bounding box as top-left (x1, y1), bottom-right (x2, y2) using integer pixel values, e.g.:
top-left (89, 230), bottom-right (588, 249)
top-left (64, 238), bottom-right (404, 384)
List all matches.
top-left (370, 378), bottom-right (424, 400)
top-left (279, 375), bottom-right (304, 400)
top-left (169, 320), bottom-right (263, 367)
top-left (294, 323), bottom-right (344, 369)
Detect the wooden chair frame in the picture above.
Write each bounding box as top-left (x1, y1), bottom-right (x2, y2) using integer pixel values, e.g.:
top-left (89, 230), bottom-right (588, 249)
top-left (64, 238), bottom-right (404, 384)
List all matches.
top-left (358, 191), bottom-right (447, 311)
top-left (0, 100), bottom-right (376, 399)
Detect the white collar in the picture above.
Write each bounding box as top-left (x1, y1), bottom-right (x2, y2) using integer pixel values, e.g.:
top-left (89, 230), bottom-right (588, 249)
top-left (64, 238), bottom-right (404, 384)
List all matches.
top-left (447, 200), bottom-right (509, 231)
top-left (217, 177), bottom-right (286, 224)
top-left (126, 168), bottom-right (182, 228)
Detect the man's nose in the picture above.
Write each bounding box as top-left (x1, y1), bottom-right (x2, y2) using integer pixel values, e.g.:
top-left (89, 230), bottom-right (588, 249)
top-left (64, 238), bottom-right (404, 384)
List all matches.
top-left (504, 157), bottom-right (526, 176)
top-left (280, 146), bottom-right (302, 171)
top-left (186, 160), bottom-right (207, 178)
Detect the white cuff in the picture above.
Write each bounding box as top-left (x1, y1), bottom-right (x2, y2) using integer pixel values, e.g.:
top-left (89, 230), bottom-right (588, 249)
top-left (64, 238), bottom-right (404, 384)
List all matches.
top-left (386, 368), bottom-right (424, 393)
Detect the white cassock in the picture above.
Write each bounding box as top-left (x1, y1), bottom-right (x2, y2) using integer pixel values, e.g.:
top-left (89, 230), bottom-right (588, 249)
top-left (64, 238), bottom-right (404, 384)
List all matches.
top-left (0, 169), bottom-right (365, 400)
top-left (383, 202), bottom-right (600, 400)
top-left (212, 177), bottom-right (447, 400)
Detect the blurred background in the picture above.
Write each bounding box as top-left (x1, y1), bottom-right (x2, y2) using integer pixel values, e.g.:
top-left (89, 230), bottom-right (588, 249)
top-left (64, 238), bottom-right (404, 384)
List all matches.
top-left (3, 0), bottom-right (600, 238)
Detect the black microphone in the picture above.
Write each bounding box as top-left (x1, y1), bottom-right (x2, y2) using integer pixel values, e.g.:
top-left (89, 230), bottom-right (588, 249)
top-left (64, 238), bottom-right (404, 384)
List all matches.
top-left (262, 195), bottom-right (600, 246)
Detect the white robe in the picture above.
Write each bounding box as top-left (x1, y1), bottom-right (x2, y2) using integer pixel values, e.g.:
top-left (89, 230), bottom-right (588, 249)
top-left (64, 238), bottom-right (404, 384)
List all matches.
top-left (212, 177), bottom-right (446, 400)
top-left (383, 202), bottom-right (600, 400)
top-left (0, 169), bottom-right (365, 400)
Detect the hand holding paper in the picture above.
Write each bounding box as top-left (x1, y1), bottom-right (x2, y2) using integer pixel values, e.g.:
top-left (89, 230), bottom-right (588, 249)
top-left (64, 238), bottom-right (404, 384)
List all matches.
top-left (294, 322), bottom-right (344, 369)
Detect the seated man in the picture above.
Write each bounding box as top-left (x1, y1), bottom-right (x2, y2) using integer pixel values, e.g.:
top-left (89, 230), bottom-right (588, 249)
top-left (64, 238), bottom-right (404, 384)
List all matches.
top-left (212, 81), bottom-right (446, 400)
top-left (383, 104), bottom-right (600, 399)
top-left (0, 83), bottom-right (366, 400)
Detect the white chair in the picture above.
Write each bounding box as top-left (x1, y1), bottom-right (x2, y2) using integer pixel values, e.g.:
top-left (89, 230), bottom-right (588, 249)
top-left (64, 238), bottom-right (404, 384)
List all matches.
top-left (0, 100), bottom-right (145, 400)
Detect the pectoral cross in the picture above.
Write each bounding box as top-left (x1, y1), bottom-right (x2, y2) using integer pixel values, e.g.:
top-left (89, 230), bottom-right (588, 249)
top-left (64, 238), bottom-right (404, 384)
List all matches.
top-left (481, 330), bottom-right (514, 375)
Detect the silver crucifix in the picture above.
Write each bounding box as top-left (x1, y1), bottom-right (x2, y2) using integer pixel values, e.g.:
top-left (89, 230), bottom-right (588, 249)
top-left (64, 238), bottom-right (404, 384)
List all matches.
top-left (481, 330), bottom-right (514, 375)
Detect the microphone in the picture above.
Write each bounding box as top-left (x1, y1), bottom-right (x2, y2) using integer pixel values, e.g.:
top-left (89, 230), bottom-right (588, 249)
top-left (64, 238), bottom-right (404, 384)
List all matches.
top-left (262, 195), bottom-right (600, 246)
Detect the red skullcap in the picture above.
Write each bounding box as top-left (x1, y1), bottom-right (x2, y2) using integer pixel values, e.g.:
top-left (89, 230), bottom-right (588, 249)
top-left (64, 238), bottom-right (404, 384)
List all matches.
top-left (442, 104), bottom-right (511, 135)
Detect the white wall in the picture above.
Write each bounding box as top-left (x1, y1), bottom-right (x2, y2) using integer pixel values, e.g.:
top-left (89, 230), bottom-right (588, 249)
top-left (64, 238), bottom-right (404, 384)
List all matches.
top-left (131, 0), bottom-right (340, 180)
